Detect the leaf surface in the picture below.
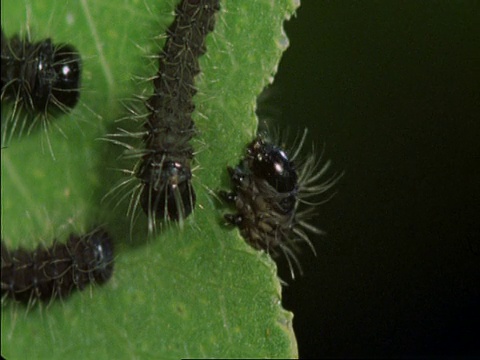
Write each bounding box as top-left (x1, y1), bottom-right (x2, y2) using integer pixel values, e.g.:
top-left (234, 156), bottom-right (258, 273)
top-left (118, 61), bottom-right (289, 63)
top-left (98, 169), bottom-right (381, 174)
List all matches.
top-left (1, 0), bottom-right (299, 358)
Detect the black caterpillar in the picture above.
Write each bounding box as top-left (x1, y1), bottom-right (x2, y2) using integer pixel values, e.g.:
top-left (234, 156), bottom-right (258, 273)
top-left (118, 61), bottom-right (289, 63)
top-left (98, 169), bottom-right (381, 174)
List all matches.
top-left (221, 130), bottom-right (339, 277)
top-left (1, 228), bottom-right (114, 304)
top-left (134, 0), bottom-right (220, 225)
top-left (1, 28), bottom-right (82, 118)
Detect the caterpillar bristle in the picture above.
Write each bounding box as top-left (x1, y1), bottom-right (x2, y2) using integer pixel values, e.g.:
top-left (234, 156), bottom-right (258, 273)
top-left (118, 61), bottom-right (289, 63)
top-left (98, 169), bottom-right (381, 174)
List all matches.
top-left (106, 0), bottom-right (221, 232)
top-left (222, 129), bottom-right (341, 278)
top-left (1, 227), bottom-right (115, 306)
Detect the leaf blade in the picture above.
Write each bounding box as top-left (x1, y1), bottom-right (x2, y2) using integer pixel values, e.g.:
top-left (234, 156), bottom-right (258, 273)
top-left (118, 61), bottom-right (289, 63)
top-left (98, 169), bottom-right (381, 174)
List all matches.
top-left (1, 0), bottom-right (299, 358)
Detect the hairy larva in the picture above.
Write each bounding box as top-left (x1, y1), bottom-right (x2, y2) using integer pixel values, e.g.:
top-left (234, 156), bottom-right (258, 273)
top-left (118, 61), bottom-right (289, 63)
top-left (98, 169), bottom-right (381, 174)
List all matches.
top-left (107, 0), bottom-right (220, 231)
top-left (1, 227), bottom-right (114, 305)
top-left (1, 28), bottom-right (82, 145)
top-left (221, 130), bottom-right (340, 278)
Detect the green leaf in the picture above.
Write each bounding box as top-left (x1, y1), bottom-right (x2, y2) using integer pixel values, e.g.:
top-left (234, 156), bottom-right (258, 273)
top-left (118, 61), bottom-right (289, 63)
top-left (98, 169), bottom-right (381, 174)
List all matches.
top-left (1, 0), bottom-right (299, 358)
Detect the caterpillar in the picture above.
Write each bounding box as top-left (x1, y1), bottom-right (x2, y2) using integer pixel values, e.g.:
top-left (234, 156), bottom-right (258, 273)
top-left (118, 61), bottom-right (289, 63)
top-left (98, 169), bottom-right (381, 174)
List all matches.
top-left (221, 130), bottom-right (340, 278)
top-left (108, 0), bottom-right (220, 230)
top-left (1, 227), bottom-right (114, 304)
top-left (1, 28), bottom-right (82, 141)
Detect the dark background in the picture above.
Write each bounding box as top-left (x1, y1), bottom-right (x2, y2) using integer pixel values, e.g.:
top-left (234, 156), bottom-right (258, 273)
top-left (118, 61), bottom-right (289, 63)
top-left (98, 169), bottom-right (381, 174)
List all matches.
top-left (271, 1), bottom-right (480, 358)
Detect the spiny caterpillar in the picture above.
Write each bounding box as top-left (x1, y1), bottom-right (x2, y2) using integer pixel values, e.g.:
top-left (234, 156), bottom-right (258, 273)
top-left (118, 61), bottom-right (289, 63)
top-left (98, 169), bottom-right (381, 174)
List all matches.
top-left (221, 130), bottom-right (339, 277)
top-left (1, 28), bottom-right (82, 125)
top-left (110, 0), bottom-right (220, 230)
top-left (1, 227), bottom-right (114, 305)
top-left (138, 0), bottom-right (220, 225)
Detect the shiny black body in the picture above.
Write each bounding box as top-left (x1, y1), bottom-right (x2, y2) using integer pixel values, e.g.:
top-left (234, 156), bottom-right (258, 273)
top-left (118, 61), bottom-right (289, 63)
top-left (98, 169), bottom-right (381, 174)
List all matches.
top-left (222, 136), bottom-right (300, 253)
top-left (137, 0), bottom-right (220, 221)
top-left (1, 228), bottom-right (114, 303)
top-left (1, 29), bottom-right (81, 114)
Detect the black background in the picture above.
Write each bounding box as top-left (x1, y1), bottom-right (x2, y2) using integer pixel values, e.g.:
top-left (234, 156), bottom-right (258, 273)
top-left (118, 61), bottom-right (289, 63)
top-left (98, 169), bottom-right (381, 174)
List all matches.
top-left (271, 1), bottom-right (480, 358)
